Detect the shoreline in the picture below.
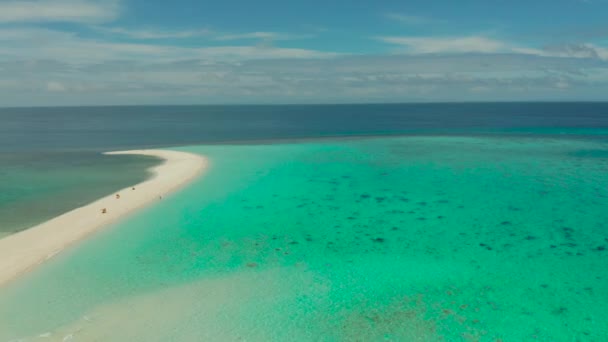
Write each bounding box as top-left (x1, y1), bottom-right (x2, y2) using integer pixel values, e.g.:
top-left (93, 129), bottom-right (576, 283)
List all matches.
top-left (0, 149), bottom-right (208, 288)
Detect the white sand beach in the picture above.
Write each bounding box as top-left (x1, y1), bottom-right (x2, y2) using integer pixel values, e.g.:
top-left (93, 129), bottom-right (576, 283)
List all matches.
top-left (0, 149), bottom-right (208, 287)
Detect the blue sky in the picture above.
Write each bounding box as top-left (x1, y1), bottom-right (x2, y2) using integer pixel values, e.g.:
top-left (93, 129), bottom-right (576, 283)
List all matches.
top-left (1, 0), bottom-right (608, 106)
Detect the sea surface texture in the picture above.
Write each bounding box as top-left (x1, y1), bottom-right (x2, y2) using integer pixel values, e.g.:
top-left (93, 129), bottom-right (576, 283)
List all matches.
top-left (1, 103), bottom-right (607, 234)
top-left (1, 135), bottom-right (608, 341)
top-left (1, 103), bottom-right (608, 341)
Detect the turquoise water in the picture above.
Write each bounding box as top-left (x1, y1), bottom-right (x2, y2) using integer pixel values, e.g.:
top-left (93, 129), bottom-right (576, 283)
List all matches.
top-left (0, 152), bottom-right (161, 237)
top-left (1, 135), bottom-right (608, 341)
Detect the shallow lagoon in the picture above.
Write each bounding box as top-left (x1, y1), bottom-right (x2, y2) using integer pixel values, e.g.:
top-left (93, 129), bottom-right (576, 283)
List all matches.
top-left (0, 152), bottom-right (160, 237)
top-left (1, 136), bottom-right (607, 341)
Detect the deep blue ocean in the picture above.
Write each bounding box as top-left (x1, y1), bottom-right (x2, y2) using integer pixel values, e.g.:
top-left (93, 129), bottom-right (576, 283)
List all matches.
top-left (3, 103), bottom-right (608, 152)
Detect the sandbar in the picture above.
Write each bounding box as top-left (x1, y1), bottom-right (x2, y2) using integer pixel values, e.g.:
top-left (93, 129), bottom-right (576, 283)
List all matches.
top-left (0, 149), bottom-right (208, 287)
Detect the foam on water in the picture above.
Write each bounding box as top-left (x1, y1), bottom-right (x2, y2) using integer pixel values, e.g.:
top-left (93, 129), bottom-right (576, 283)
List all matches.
top-left (1, 136), bottom-right (607, 341)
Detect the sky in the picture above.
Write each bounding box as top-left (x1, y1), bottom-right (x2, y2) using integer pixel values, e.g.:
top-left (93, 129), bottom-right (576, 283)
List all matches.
top-left (1, 0), bottom-right (608, 106)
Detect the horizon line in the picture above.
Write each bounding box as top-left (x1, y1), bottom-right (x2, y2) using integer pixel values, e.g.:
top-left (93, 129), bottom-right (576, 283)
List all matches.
top-left (2, 100), bottom-right (608, 110)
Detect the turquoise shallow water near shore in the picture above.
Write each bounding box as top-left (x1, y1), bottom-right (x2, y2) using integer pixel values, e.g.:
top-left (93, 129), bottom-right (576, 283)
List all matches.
top-left (1, 135), bottom-right (608, 341)
top-left (0, 152), bottom-right (161, 237)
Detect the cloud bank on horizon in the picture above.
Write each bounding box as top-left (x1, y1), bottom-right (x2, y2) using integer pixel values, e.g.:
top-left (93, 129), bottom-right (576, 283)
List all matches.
top-left (0, 0), bottom-right (607, 106)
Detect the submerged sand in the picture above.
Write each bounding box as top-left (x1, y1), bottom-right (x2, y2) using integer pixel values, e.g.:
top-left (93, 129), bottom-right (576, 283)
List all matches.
top-left (0, 149), bottom-right (208, 287)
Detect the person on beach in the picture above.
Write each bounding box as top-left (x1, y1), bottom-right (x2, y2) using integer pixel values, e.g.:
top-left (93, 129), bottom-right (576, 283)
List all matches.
top-left (101, 208), bottom-right (107, 214)
top-left (116, 194), bottom-right (121, 199)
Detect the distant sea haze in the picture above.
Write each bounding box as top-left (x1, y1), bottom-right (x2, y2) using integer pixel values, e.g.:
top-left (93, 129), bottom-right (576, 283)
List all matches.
top-left (1, 102), bottom-right (608, 153)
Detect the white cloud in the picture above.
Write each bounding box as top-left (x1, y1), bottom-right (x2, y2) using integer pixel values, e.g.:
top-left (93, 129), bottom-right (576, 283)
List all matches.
top-left (385, 13), bottom-right (441, 25)
top-left (46, 81), bottom-right (66, 92)
top-left (91, 27), bottom-right (314, 43)
top-left (540, 43), bottom-right (608, 60)
top-left (1, 50), bottom-right (606, 106)
top-left (379, 36), bottom-right (507, 54)
top-left (95, 27), bottom-right (212, 39)
top-left (0, 0), bottom-right (120, 24)
top-left (470, 85), bottom-right (491, 93)
top-left (216, 32), bottom-right (279, 41)
top-left (378, 35), bottom-right (608, 61)
top-left (0, 28), bottom-right (335, 63)
top-left (0, 27), bottom-right (70, 40)
top-left (215, 31), bottom-right (312, 41)
top-left (0, 21), bottom-right (607, 104)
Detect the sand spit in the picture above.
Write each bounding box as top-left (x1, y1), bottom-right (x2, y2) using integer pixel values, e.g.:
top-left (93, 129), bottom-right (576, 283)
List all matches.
top-left (0, 149), bottom-right (208, 287)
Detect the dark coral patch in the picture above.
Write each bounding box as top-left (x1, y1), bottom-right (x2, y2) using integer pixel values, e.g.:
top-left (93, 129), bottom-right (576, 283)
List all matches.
top-left (552, 306), bottom-right (568, 315)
